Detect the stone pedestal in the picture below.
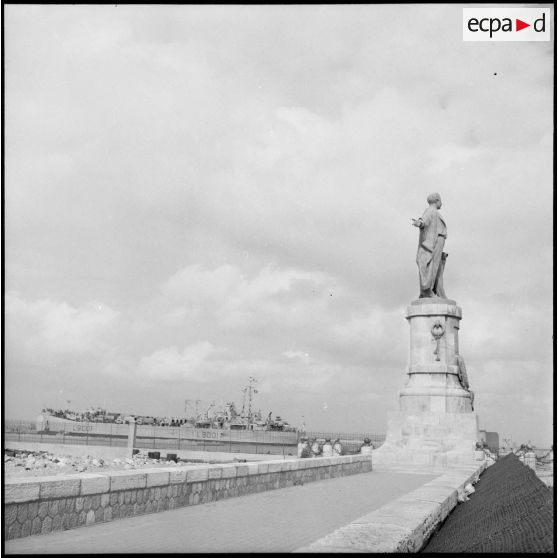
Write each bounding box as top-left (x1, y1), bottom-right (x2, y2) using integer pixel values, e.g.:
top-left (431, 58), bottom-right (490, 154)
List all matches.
top-left (374, 297), bottom-right (480, 467)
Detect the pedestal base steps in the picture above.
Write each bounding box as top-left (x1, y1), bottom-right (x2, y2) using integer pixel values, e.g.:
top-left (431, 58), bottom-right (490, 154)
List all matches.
top-left (372, 411), bottom-right (480, 468)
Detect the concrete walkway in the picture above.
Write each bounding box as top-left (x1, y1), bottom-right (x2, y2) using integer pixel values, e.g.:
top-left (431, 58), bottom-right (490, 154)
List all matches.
top-left (6, 470), bottom-right (437, 554)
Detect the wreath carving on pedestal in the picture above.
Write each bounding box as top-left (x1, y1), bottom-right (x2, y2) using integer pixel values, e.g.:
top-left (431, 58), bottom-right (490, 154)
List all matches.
top-left (431, 320), bottom-right (445, 361)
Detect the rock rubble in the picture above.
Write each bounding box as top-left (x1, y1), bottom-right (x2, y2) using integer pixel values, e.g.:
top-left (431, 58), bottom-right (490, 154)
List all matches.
top-left (4, 449), bottom-right (190, 478)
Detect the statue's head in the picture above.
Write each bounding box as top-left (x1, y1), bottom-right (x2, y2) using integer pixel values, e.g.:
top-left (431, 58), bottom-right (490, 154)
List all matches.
top-left (427, 192), bottom-right (442, 208)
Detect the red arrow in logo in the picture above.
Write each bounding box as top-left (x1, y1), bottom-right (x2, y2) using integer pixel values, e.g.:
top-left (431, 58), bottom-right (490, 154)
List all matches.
top-left (516, 19), bottom-right (530, 31)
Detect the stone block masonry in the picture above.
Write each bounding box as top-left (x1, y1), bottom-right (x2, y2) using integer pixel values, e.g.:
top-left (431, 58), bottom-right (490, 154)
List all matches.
top-left (4, 455), bottom-right (371, 540)
top-left (296, 462), bottom-right (486, 553)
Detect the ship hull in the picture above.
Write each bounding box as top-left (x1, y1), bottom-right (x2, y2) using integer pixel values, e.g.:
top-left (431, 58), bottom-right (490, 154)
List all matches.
top-left (36, 414), bottom-right (298, 445)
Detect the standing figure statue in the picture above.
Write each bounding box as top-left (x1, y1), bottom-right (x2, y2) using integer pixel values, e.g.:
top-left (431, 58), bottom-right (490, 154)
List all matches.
top-left (412, 192), bottom-right (448, 299)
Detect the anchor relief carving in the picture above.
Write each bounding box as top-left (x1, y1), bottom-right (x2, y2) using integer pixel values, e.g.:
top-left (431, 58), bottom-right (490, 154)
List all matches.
top-left (431, 320), bottom-right (445, 361)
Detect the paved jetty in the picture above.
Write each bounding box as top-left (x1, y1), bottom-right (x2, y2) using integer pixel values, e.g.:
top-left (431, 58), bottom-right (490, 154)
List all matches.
top-left (6, 470), bottom-right (436, 554)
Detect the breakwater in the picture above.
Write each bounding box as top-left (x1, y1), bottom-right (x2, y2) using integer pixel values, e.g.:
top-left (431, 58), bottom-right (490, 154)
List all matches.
top-left (5, 454), bottom-right (372, 540)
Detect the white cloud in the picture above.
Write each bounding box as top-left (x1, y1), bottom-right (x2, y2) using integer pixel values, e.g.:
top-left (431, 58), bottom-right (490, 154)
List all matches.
top-left (5, 291), bottom-right (119, 361)
top-left (428, 144), bottom-right (485, 174)
top-left (159, 263), bottom-right (333, 333)
top-left (282, 350), bottom-right (311, 362)
top-left (138, 342), bottom-right (216, 381)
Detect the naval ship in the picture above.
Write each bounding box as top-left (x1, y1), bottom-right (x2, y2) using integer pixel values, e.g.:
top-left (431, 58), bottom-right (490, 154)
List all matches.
top-left (35, 377), bottom-right (298, 446)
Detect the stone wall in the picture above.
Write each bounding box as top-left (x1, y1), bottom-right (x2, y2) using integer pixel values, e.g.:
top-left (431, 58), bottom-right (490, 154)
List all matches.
top-left (5, 455), bottom-right (372, 540)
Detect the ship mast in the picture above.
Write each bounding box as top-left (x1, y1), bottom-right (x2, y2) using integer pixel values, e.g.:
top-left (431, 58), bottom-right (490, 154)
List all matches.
top-left (245, 376), bottom-right (258, 426)
top-left (240, 387), bottom-right (247, 418)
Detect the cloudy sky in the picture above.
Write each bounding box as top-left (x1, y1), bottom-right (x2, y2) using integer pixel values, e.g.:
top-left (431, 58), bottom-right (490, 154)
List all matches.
top-left (4, 4), bottom-right (554, 446)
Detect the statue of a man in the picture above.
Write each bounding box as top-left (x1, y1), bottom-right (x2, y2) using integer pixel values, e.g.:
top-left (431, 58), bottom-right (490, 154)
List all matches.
top-left (412, 193), bottom-right (448, 298)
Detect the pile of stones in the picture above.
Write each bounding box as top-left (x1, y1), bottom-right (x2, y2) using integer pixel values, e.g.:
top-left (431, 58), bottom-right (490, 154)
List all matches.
top-left (4, 449), bottom-right (183, 478)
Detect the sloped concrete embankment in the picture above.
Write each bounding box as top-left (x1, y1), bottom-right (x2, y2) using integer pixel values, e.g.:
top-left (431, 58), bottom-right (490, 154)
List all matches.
top-left (422, 454), bottom-right (554, 553)
top-left (4, 455), bottom-right (371, 540)
top-left (296, 462), bottom-right (486, 553)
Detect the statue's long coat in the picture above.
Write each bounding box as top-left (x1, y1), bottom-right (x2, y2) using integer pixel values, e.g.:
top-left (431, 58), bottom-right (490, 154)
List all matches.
top-left (416, 205), bottom-right (447, 295)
